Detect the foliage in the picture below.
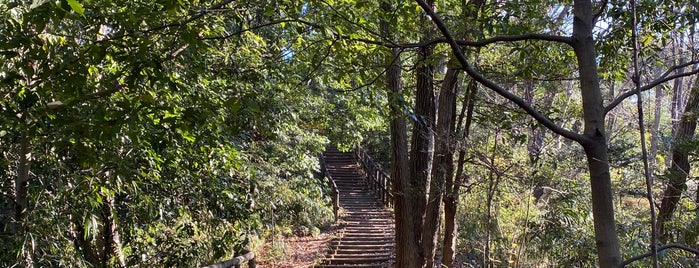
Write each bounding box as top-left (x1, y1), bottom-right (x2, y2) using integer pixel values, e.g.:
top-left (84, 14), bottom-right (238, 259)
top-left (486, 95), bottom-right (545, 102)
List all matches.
top-left (1, 0), bottom-right (698, 267)
top-left (0, 0), bottom-right (340, 266)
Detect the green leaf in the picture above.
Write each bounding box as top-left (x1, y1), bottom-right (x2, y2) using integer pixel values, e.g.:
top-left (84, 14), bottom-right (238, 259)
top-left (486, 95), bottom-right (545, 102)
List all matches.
top-left (67, 0), bottom-right (85, 16)
top-left (29, 0), bottom-right (50, 9)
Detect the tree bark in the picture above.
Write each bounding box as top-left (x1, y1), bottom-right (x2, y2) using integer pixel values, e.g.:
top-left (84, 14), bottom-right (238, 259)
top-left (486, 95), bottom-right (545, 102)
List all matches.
top-left (408, 1), bottom-right (437, 265)
top-left (105, 195), bottom-right (127, 267)
top-left (657, 80), bottom-right (699, 241)
top-left (380, 2), bottom-right (421, 267)
top-left (573, 0), bottom-right (621, 266)
top-left (442, 79), bottom-right (477, 268)
top-left (408, 44), bottom-right (434, 268)
top-left (670, 48), bottom-right (686, 136)
top-left (415, 0), bottom-right (623, 265)
top-left (12, 132), bottom-right (30, 235)
top-left (423, 67), bottom-right (460, 268)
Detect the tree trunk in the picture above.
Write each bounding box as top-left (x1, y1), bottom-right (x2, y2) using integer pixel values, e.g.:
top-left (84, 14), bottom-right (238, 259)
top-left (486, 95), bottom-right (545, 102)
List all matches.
top-left (423, 67), bottom-right (460, 267)
top-left (657, 80), bottom-right (699, 241)
top-left (669, 48), bottom-right (686, 136)
top-left (104, 195), bottom-right (127, 267)
top-left (417, 0), bottom-right (623, 265)
top-left (573, 0), bottom-right (621, 266)
top-left (112, 201), bottom-right (127, 268)
top-left (649, 75), bottom-right (664, 176)
top-left (407, 43), bottom-right (435, 268)
top-left (380, 2), bottom-right (421, 267)
top-left (408, 1), bottom-right (437, 265)
top-left (72, 213), bottom-right (100, 267)
top-left (9, 131), bottom-right (31, 263)
top-left (440, 0), bottom-right (483, 260)
top-left (442, 79), bottom-right (477, 268)
top-left (15, 133), bottom-right (30, 227)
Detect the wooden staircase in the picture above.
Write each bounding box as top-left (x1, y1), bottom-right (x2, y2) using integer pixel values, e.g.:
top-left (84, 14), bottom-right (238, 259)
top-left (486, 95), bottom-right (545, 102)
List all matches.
top-left (315, 148), bottom-right (395, 268)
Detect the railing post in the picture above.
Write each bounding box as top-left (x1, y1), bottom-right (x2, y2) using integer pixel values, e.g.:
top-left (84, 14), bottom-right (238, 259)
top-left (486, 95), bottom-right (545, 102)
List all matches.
top-left (383, 175), bottom-right (387, 206)
top-left (353, 146), bottom-right (394, 208)
top-left (319, 152), bottom-right (339, 222)
top-left (374, 169), bottom-right (379, 198)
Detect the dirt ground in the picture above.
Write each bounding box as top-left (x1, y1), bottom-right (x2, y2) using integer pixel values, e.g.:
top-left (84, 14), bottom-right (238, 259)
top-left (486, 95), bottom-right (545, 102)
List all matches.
top-left (254, 232), bottom-right (333, 268)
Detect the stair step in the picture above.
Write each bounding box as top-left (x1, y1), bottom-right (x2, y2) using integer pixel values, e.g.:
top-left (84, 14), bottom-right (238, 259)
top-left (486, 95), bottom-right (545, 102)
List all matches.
top-left (323, 256), bottom-right (391, 265)
top-left (319, 149), bottom-right (394, 267)
top-left (315, 264), bottom-right (388, 268)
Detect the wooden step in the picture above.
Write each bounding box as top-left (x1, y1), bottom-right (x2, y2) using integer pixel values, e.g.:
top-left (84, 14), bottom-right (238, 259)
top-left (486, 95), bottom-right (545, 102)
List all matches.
top-left (318, 149), bottom-right (394, 267)
top-left (322, 256), bottom-right (391, 264)
top-left (315, 264), bottom-right (388, 268)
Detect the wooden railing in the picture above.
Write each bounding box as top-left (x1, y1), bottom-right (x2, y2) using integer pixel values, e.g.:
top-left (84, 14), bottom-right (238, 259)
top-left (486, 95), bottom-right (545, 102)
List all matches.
top-left (354, 147), bottom-right (393, 207)
top-left (319, 153), bottom-right (340, 221)
top-left (201, 250), bottom-right (256, 268)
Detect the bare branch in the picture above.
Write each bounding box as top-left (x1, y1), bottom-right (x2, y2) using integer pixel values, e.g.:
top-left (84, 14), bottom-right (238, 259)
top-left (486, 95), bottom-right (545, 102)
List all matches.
top-left (342, 34), bottom-right (573, 49)
top-left (622, 243), bottom-right (699, 267)
top-left (605, 61), bottom-right (699, 114)
top-left (630, 1), bottom-right (658, 265)
top-left (414, 0), bottom-right (586, 144)
top-left (454, 34), bottom-right (574, 47)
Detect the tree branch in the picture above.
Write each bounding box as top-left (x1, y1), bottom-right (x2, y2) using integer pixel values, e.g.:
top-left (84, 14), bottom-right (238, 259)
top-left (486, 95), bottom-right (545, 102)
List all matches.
top-left (297, 39), bottom-right (337, 87)
top-left (319, 0), bottom-right (400, 47)
top-left (622, 243), bottom-right (699, 267)
top-left (414, 0), bottom-right (586, 144)
top-left (201, 19), bottom-right (317, 40)
top-left (593, 0), bottom-right (608, 22)
top-left (605, 61), bottom-right (699, 114)
top-left (454, 34), bottom-right (574, 47)
top-left (140, 0), bottom-right (237, 34)
top-left (95, 0), bottom-right (237, 43)
top-left (341, 34), bottom-right (573, 49)
top-left (46, 81), bottom-right (123, 110)
top-left (332, 48), bottom-right (407, 93)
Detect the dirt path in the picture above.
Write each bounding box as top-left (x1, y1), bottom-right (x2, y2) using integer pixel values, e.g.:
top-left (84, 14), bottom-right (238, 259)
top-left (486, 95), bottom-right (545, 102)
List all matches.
top-left (255, 232), bottom-right (333, 268)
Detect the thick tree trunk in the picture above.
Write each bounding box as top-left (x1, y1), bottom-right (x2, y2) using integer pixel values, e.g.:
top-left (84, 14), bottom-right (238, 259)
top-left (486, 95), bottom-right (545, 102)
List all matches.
top-left (423, 67), bottom-right (460, 267)
top-left (408, 2), bottom-right (437, 265)
top-left (657, 81), bottom-right (699, 240)
top-left (380, 3), bottom-right (421, 267)
top-left (581, 138), bottom-right (621, 267)
top-left (408, 41), bottom-right (435, 268)
top-left (573, 0), bottom-right (621, 266)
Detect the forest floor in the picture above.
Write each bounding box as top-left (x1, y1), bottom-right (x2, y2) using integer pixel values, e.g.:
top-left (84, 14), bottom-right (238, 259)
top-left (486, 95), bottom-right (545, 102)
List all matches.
top-left (254, 230), bottom-right (335, 268)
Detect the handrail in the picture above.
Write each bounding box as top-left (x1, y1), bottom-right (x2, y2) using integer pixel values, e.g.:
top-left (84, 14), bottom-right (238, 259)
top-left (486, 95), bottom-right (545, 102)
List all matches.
top-left (354, 147), bottom-right (393, 207)
top-left (319, 153), bottom-right (340, 221)
top-left (201, 250), bottom-right (256, 268)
